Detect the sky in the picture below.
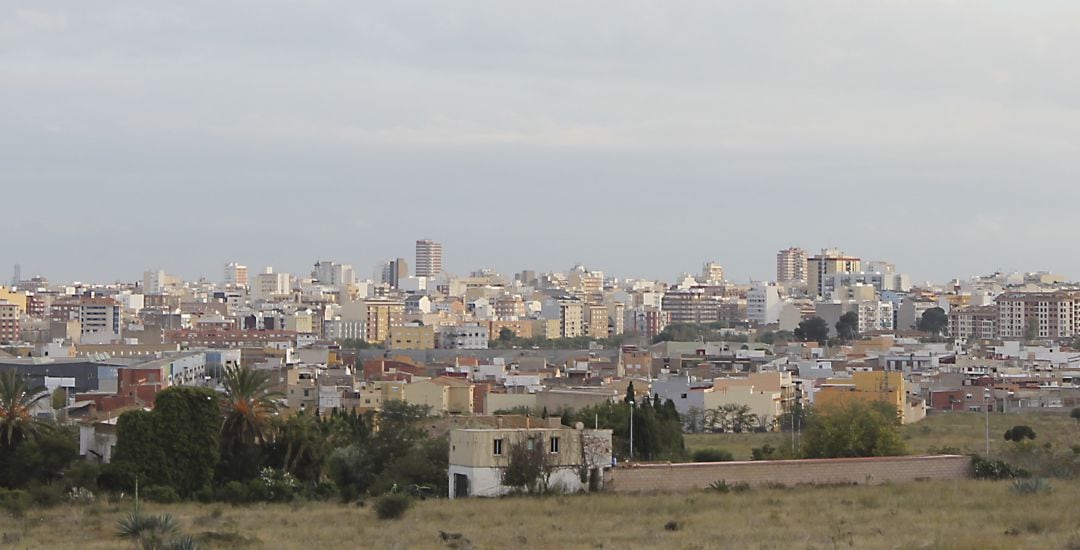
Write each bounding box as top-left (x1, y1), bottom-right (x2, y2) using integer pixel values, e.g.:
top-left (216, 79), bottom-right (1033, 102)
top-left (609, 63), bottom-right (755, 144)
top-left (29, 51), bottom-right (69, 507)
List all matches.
top-left (3, 1), bottom-right (1080, 285)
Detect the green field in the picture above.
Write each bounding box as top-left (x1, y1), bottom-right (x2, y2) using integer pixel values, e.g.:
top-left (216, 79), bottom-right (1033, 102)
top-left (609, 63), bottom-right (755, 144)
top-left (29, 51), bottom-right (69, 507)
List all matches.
top-left (2, 479), bottom-right (1079, 548)
top-left (686, 411), bottom-right (1080, 460)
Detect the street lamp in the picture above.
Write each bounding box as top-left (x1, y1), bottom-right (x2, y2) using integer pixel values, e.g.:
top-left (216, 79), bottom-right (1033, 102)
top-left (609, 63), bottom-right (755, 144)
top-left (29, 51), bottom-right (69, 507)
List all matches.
top-left (628, 395), bottom-right (635, 461)
top-left (984, 387), bottom-right (991, 456)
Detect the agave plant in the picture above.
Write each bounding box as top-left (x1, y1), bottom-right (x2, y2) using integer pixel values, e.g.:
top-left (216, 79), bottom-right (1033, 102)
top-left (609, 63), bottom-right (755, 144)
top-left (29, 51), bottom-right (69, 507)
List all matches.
top-left (116, 512), bottom-right (188, 550)
top-left (0, 369), bottom-right (51, 448)
top-left (219, 366), bottom-right (283, 449)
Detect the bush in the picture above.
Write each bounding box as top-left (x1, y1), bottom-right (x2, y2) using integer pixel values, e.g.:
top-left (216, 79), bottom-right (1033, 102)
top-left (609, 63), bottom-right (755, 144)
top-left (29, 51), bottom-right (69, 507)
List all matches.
top-left (971, 455), bottom-right (1030, 480)
top-left (26, 482), bottom-right (65, 507)
top-left (142, 485), bottom-right (181, 504)
top-left (63, 461), bottom-right (102, 491)
top-left (1011, 477), bottom-right (1051, 495)
top-left (1004, 425), bottom-right (1037, 442)
top-left (219, 481), bottom-right (250, 504)
top-left (751, 445), bottom-right (778, 461)
top-left (375, 493), bottom-right (412, 520)
top-left (693, 448), bottom-right (734, 463)
top-left (0, 488), bottom-right (31, 517)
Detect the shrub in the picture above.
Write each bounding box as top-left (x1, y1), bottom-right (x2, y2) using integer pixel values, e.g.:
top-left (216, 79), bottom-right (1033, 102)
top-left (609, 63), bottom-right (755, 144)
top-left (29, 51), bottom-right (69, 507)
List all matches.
top-left (1004, 425), bottom-right (1037, 442)
top-left (693, 448), bottom-right (734, 463)
top-left (707, 480), bottom-right (731, 493)
top-left (0, 489), bottom-right (32, 518)
top-left (219, 481), bottom-right (250, 504)
top-left (63, 461), bottom-right (102, 491)
top-left (246, 478), bottom-right (271, 502)
top-left (971, 455), bottom-right (1029, 480)
top-left (26, 482), bottom-right (65, 507)
top-left (375, 493), bottom-right (412, 520)
top-left (751, 445), bottom-right (778, 461)
top-left (142, 485), bottom-right (181, 504)
top-left (1011, 477), bottom-right (1051, 495)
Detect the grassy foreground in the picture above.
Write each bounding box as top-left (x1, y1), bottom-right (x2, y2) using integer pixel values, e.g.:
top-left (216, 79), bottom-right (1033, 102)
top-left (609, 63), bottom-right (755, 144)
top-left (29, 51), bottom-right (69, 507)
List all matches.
top-left (686, 411), bottom-right (1080, 460)
top-left (2, 479), bottom-right (1080, 549)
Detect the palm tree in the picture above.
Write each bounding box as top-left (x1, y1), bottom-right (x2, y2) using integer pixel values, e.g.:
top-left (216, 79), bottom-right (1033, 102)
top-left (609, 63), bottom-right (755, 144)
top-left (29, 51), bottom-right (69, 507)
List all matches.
top-left (219, 366), bottom-right (282, 449)
top-left (0, 370), bottom-right (51, 448)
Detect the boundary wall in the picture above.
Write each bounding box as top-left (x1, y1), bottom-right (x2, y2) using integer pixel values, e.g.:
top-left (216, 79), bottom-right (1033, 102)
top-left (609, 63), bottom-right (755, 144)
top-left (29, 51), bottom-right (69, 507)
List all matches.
top-left (608, 455), bottom-right (971, 492)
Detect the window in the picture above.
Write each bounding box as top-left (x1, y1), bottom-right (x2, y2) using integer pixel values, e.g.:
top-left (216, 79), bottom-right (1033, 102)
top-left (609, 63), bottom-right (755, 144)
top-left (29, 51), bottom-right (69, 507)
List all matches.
top-left (493, 438), bottom-right (504, 456)
top-left (550, 437), bottom-right (560, 454)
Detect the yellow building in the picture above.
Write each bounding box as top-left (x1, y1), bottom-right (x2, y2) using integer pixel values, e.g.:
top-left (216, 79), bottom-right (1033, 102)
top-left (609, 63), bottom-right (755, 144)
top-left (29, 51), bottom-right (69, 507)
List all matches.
top-left (389, 324), bottom-right (436, 350)
top-left (584, 304), bottom-right (609, 339)
top-left (814, 371), bottom-right (913, 423)
top-left (363, 299), bottom-right (405, 344)
top-left (0, 288), bottom-right (27, 313)
top-left (405, 376), bottom-right (475, 415)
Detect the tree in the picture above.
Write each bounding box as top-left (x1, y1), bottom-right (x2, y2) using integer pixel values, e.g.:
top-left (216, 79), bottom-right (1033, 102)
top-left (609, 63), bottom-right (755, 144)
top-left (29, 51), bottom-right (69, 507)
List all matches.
top-left (498, 328), bottom-right (514, 343)
top-left (801, 401), bottom-right (906, 458)
top-left (793, 317), bottom-right (829, 344)
top-left (1004, 425), bottom-right (1036, 442)
top-left (0, 370), bottom-right (51, 448)
top-left (1071, 407), bottom-right (1080, 424)
top-left (501, 436), bottom-right (554, 494)
top-left (1024, 319), bottom-right (1039, 342)
top-left (916, 307), bottom-right (948, 335)
top-left (835, 312), bottom-right (859, 342)
top-left (220, 366), bottom-right (283, 450)
top-left (624, 381), bottom-right (636, 405)
top-left (109, 387), bottom-right (220, 497)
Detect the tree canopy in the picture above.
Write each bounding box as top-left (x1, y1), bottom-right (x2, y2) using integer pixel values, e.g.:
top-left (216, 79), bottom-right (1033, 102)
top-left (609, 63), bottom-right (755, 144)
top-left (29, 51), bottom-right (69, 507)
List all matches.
top-left (835, 312), bottom-right (859, 341)
top-left (793, 317), bottom-right (829, 344)
top-left (917, 307), bottom-right (948, 335)
top-left (801, 401), bottom-right (905, 459)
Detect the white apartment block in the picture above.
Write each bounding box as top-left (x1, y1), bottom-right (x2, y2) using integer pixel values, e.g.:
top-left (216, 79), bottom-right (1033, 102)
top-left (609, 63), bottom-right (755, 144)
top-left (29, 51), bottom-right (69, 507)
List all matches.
top-left (747, 283), bottom-right (782, 325)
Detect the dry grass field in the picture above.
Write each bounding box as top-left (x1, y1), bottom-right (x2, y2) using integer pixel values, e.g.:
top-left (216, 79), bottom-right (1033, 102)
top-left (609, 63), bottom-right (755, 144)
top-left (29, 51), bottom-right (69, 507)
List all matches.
top-left (2, 479), bottom-right (1080, 549)
top-left (687, 411), bottom-right (1080, 460)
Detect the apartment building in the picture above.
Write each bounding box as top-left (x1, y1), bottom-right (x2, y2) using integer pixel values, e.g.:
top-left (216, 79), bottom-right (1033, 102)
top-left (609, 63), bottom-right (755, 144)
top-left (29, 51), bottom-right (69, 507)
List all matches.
top-left (0, 301), bottom-right (19, 343)
top-left (807, 249), bottom-right (861, 298)
top-left (251, 268), bottom-right (291, 302)
top-left (996, 290), bottom-right (1080, 339)
top-left (362, 298), bottom-right (405, 344)
top-left (541, 297), bottom-right (584, 338)
top-left (701, 262), bottom-right (724, 284)
top-left (949, 305), bottom-right (998, 341)
top-left (776, 247), bottom-right (808, 284)
top-left (415, 239), bottom-right (443, 278)
top-left (51, 297), bottom-right (121, 339)
top-left (224, 263), bottom-right (248, 288)
top-left (584, 303), bottom-right (609, 339)
top-left (389, 324), bottom-right (436, 350)
top-left (747, 283), bottom-right (782, 325)
top-left (661, 288), bottom-right (723, 324)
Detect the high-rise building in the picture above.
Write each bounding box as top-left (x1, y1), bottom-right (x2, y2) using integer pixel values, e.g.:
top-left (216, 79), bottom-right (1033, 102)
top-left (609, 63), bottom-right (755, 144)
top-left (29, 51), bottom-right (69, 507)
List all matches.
top-left (807, 249), bottom-right (861, 298)
top-left (224, 263), bottom-right (249, 288)
top-left (415, 239), bottom-right (443, 278)
top-left (701, 262), bottom-right (724, 284)
top-left (776, 247), bottom-right (808, 284)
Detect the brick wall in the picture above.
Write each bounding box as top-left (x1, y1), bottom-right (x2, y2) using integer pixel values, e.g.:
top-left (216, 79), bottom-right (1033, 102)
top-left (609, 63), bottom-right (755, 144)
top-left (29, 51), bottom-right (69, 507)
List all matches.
top-left (608, 455), bottom-right (971, 493)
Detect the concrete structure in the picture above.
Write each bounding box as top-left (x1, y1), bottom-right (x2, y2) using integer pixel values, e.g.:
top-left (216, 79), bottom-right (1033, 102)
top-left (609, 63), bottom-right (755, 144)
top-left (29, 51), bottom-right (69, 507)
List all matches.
top-left (747, 283), bottom-right (782, 325)
top-left (996, 290), bottom-right (1080, 339)
top-left (776, 247), bottom-right (808, 285)
top-left (415, 239), bottom-right (444, 278)
top-left (448, 422), bottom-right (613, 498)
top-left (607, 455), bottom-right (970, 492)
top-left (407, 376), bottom-right (475, 415)
top-left (0, 301), bottom-right (19, 343)
top-left (815, 371), bottom-right (924, 424)
top-left (807, 249), bottom-right (861, 298)
top-left (389, 324), bottom-right (436, 350)
top-left (439, 324), bottom-right (490, 350)
top-left (224, 263), bottom-right (249, 288)
top-left (252, 268), bottom-right (290, 302)
top-left (949, 305), bottom-right (998, 341)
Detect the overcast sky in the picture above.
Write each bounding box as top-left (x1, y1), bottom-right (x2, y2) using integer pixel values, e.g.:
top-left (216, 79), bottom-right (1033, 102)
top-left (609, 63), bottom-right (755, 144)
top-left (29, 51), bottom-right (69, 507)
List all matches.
top-left (3, 1), bottom-right (1080, 285)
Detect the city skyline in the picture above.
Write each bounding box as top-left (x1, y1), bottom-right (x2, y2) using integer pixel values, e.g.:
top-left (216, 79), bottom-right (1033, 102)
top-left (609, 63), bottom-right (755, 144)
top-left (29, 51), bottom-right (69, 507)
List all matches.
top-left (4, 2), bottom-right (1079, 284)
